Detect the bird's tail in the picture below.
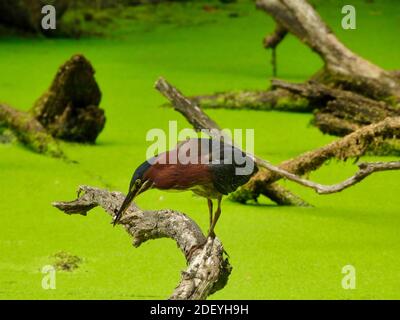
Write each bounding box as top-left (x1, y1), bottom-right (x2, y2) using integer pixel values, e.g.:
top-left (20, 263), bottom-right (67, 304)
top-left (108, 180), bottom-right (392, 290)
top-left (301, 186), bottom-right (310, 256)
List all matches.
top-left (113, 188), bottom-right (136, 226)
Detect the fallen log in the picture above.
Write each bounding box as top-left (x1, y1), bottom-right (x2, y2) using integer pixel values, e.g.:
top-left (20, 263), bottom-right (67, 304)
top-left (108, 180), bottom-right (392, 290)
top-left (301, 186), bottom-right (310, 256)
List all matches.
top-left (191, 88), bottom-right (311, 113)
top-left (272, 80), bottom-right (400, 125)
top-left (53, 185), bottom-right (232, 300)
top-left (272, 80), bottom-right (400, 152)
top-left (0, 103), bottom-right (64, 157)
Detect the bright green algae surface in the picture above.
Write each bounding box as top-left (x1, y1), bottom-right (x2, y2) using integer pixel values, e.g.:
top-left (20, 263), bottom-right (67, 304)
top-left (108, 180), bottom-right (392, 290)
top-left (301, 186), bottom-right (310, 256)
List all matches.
top-left (0, 0), bottom-right (399, 299)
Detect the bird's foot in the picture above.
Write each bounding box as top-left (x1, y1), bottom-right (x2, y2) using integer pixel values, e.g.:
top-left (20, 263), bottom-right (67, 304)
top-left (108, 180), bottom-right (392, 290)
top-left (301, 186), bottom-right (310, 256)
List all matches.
top-left (187, 241), bottom-right (207, 261)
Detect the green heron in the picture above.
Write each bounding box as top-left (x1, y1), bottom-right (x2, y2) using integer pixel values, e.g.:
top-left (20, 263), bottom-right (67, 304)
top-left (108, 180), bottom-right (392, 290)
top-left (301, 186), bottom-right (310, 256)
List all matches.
top-left (113, 138), bottom-right (258, 237)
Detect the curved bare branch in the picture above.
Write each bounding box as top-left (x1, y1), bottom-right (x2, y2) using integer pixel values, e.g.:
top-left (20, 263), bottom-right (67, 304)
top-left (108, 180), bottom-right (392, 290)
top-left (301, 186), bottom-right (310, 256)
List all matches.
top-left (52, 185), bottom-right (231, 300)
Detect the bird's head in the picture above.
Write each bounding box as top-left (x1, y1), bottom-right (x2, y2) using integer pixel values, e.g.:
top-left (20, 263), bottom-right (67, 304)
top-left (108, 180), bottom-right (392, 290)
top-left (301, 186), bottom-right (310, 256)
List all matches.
top-left (128, 160), bottom-right (154, 200)
top-left (113, 160), bottom-right (154, 226)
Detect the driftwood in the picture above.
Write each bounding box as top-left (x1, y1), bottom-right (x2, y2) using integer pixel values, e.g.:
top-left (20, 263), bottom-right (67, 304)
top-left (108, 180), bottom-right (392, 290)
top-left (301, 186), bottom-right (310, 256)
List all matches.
top-left (52, 185), bottom-right (231, 300)
top-left (263, 23), bottom-right (287, 51)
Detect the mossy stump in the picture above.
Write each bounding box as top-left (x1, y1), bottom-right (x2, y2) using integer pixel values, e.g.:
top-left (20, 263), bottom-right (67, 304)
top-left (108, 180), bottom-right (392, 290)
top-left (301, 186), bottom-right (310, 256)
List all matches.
top-left (32, 54), bottom-right (105, 143)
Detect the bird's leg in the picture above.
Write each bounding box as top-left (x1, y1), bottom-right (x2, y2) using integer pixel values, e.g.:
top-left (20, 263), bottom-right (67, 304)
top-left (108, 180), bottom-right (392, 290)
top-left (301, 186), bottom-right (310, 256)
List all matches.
top-left (207, 198), bottom-right (213, 232)
top-left (186, 199), bottom-right (214, 260)
top-left (208, 196), bottom-right (222, 239)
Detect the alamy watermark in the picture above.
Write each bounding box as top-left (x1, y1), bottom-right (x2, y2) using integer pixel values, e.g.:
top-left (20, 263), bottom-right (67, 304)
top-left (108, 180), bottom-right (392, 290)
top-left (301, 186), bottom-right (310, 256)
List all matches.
top-left (145, 121), bottom-right (256, 175)
top-left (41, 265), bottom-right (56, 290)
top-left (41, 5), bottom-right (57, 30)
top-left (342, 5), bottom-right (356, 30)
top-left (341, 264), bottom-right (356, 289)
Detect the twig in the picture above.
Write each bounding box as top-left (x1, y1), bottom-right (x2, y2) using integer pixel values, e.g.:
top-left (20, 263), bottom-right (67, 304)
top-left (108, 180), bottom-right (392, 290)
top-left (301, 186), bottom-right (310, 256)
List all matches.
top-left (263, 23), bottom-right (287, 50)
top-left (52, 185), bottom-right (231, 300)
top-left (263, 23), bottom-right (287, 77)
top-left (255, 160), bottom-right (400, 194)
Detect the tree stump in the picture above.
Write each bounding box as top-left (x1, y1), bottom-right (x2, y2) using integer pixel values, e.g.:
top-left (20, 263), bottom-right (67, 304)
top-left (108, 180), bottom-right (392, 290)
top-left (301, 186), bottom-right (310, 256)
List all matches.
top-left (32, 54), bottom-right (105, 143)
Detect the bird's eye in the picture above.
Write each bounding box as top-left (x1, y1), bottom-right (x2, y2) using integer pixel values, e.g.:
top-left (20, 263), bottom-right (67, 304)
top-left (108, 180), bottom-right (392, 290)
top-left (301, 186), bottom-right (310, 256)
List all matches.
top-left (135, 179), bottom-right (141, 186)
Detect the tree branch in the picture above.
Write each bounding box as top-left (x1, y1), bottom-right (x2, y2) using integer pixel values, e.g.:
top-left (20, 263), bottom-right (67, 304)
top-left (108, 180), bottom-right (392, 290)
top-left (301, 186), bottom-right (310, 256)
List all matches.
top-left (155, 78), bottom-right (221, 134)
top-left (263, 23), bottom-right (288, 50)
top-left (246, 116), bottom-right (400, 191)
top-left (52, 185), bottom-right (231, 300)
top-left (255, 160), bottom-right (400, 195)
top-left (263, 23), bottom-right (288, 77)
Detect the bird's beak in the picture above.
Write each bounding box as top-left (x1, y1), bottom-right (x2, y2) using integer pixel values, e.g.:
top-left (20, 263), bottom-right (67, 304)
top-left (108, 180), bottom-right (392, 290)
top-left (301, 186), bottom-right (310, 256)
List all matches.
top-left (113, 179), bottom-right (152, 226)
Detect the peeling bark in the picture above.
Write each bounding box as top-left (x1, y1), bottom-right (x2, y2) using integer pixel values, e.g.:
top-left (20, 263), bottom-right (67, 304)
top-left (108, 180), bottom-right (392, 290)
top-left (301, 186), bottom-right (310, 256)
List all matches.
top-left (53, 185), bottom-right (232, 300)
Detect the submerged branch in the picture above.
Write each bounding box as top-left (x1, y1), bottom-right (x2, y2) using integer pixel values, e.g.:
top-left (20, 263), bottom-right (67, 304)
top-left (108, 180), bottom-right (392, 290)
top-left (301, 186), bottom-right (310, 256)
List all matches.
top-left (191, 88), bottom-right (312, 113)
